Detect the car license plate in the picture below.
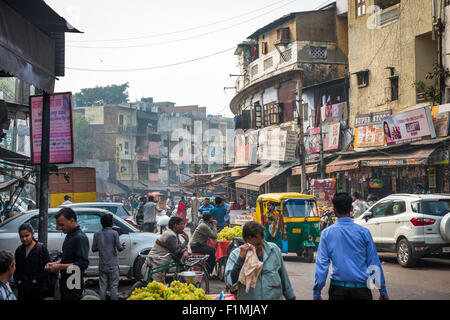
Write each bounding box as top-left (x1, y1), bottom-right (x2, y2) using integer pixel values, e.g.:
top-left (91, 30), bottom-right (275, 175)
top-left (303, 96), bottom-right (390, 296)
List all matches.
top-left (443, 247), bottom-right (450, 253)
top-left (292, 228), bottom-right (301, 234)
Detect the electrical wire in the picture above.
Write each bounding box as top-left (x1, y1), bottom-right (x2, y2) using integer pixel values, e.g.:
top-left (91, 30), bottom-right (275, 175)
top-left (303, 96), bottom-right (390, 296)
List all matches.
top-left (66, 47), bottom-right (235, 72)
top-left (67, 0), bottom-right (298, 49)
top-left (67, 0), bottom-right (292, 43)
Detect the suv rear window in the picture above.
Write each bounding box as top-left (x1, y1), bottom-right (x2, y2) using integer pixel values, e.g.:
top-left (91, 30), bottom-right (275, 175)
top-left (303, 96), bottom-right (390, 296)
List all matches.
top-left (418, 200), bottom-right (450, 216)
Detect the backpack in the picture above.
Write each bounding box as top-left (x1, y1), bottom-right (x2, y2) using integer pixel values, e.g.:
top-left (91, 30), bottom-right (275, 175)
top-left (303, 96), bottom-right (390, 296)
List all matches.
top-left (36, 242), bottom-right (58, 298)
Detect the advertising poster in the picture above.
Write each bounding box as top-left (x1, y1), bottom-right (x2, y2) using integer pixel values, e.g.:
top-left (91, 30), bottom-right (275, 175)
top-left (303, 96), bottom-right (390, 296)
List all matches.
top-left (310, 178), bottom-right (336, 209)
top-left (432, 112), bottom-right (450, 137)
top-left (383, 107), bottom-right (436, 146)
top-left (30, 92), bottom-right (74, 165)
top-left (354, 124), bottom-right (386, 149)
top-left (305, 123), bottom-right (340, 154)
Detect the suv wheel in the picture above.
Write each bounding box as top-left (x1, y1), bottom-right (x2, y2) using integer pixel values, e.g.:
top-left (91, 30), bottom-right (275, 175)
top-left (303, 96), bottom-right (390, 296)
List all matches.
top-left (396, 239), bottom-right (417, 268)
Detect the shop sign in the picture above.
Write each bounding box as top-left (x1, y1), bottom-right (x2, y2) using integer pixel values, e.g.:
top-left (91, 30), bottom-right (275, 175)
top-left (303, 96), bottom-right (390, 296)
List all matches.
top-left (383, 107), bottom-right (436, 146)
top-left (354, 124), bottom-right (385, 149)
top-left (326, 161), bottom-right (359, 173)
top-left (310, 178), bottom-right (336, 209)
top-left (305, 123), bottom-right (340, 154)
top-left (432, 112), bottom-right (450, 137)
top-left (361, 158), bottom-right (426, 167)
top-left (30, 92), bottom-right (74, 165)
top-left (354, 110), bottom-right (392, 127)
top-left (430, 149), bottom-right (449, 165)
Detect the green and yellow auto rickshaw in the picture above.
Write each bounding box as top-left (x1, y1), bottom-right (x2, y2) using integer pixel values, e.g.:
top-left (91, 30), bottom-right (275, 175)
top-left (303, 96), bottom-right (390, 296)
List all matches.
top-left (253, 193), bottom-right (321, 262)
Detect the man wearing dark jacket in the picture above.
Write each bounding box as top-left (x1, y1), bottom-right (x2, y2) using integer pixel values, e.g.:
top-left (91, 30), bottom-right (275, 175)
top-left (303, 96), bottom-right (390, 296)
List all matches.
top-left (45, 207), bottom-right (90, 300)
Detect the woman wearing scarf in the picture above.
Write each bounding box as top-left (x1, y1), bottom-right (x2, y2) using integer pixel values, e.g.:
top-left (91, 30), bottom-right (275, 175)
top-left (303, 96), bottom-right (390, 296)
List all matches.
top-left (262, 201), bottom-right (286, 248)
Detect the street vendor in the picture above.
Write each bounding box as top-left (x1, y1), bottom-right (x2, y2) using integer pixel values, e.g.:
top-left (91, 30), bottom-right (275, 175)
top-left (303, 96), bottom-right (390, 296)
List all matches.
top-left (145, 217), bottom-right (189, 284)
top-left (190, 213), bottom-right (217, 276)
top-left (262, 201), bottom-right (286, 248)
top-left (224, 221), bottom-right (295, 300)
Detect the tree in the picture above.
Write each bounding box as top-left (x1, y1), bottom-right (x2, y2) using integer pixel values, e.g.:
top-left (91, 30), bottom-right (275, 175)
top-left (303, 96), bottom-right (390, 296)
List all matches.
top-left (73, 82), bottom-right (129, 107)
top-left (73, 113), bottom-right (95, 160)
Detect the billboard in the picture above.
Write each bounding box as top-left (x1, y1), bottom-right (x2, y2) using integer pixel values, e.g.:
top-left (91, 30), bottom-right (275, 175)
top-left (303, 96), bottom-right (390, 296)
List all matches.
top-left (354, 124), bottom-right (386, 149)
top-left (30, 92), bottom-right (74, 164)
top-left (383, 107), bottom-right (436, 146)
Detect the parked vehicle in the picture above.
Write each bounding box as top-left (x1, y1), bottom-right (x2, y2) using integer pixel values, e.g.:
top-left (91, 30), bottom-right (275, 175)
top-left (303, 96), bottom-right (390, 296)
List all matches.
top-left (253, 193), bottom-right (321, 262)
top-left (354, 194), bottom-right (450, 267)
top-left (63, 202), bottom-right (137, 228)
top-left (0, 207), bottom-right (158, 279)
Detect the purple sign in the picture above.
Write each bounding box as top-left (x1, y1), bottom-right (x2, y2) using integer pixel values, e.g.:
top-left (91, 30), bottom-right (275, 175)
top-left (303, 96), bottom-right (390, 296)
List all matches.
top-left (30, 92), bottom-right (74, 164)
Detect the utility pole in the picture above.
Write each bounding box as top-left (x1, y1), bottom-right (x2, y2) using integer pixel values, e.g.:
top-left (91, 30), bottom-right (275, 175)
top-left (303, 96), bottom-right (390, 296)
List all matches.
top-left (437, 15), bottom-right (446, 104)
top-left (296, 79), bottom-right (307, 193)
top-left (38, 91), bottom-right (51, 246)
top-left (129, 103), bottom-right (135, 196)
top-left (319, 118), bottom-right (325, 179)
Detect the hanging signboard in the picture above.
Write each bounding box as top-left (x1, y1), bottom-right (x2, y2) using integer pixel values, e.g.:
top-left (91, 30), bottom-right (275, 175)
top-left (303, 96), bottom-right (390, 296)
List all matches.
top-left (432, 112), bottom-right (450, 137)
top-left (383, 106), bottom-right (436, 146)
top-left (30, 92), bottom-right (74, 165)
top-left (354, 110), bottom-right (392, 127)
top-left (305, 123), bottom-right (340, 154)
top-left (354, 123), bottom-right (386, 149)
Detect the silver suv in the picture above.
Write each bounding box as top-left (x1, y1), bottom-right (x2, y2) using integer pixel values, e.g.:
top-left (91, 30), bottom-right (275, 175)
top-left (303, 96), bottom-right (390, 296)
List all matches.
top-left (0, 207), bottom-right (157, 279)
top-left (354, 194), bottom-right (450, 267)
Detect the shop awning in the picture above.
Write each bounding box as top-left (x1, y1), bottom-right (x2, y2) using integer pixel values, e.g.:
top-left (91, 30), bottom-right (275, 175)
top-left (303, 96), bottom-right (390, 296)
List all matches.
top-left (235, 163), bottom-right (296, 191)
top-left (326, 146), bottom-right (439, 173)
top-left (0, 0), bottom-right (81, 93)
top-left (189, 167), bottom-right (247, 178)
top-left (292, 164), bottom-right (319, 176)
top-left (0, 146), bottom-right (31, 167)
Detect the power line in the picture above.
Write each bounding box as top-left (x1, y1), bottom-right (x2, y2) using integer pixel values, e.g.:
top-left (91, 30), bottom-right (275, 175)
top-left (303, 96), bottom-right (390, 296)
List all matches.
top-left (66, 47), bottom-right (236, 72)
top-left (68, 0), bottom-right (291, 43)
top-left (67, 0), bottom-right (298, 49)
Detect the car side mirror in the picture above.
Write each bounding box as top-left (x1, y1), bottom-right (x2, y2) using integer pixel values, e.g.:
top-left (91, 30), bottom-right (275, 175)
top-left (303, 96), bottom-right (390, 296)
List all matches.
top-left (364, 212), bottom-right (373, 222)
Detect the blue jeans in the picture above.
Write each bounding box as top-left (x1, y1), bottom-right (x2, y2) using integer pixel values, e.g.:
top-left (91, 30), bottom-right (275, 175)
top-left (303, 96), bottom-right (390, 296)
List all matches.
top-left (99, 266), bottom-right (120, 300)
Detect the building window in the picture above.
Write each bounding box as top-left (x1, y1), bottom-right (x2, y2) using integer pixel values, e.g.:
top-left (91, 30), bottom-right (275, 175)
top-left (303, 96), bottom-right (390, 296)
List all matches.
top-left (119, 114), bottom-right (124, 125)
top-left (310, 46), bottom-right (327, 60)
top-left (356, 70), bottom-right (370, 88)
top-left (261, 42), bottom-right (268, 55)
top-left (276, 28), bottom-right (290, 44)
top-left (356, 0), bottom-right (366, 17)
top-left (263, 102), bottom-right (283, 126)
top-left (389, 76), bottom-right (399, 101)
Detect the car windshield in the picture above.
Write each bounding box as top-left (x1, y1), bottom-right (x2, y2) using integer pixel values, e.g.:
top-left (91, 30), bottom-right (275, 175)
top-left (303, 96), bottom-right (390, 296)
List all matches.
top-left (283, 199), bottom-right (318, 218)
top-left (419, 200), bottom-right (450, 216)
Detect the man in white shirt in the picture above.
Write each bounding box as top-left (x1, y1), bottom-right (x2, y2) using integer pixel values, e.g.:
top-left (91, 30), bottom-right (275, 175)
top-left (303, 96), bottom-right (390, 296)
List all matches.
top-left (352, 192), bottom-right (368, 219)
top-left (62, 195), bottom-right (73, 205)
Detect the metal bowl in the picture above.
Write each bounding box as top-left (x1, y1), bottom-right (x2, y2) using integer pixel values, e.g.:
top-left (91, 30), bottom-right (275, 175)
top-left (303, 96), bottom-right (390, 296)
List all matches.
top-left (179, 271), bottom-right (204, 285)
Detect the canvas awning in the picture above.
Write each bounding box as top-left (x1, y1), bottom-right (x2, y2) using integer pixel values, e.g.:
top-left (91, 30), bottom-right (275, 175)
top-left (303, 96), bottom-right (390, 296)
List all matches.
top-left (326, 146), bottom-right (439, 173)
top-left (96, 179), bottom-right (127, 195)
top-left (0, 0), bottom-right (81, 93)
top-left (235, 163), bottom-right (296, 191)
top-left (292, 164), bottom-right (319, 176)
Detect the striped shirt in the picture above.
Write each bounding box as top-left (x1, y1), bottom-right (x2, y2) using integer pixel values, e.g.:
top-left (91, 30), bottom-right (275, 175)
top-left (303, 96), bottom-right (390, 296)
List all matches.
top-left (0, 281), bottom-right (16, 300)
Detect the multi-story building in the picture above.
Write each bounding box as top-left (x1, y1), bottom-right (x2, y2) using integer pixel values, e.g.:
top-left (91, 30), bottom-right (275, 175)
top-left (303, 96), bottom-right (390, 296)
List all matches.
top-left (324, 0), bottom-right (450, 197)
top-left (229, 3), bottom-right (349, 198)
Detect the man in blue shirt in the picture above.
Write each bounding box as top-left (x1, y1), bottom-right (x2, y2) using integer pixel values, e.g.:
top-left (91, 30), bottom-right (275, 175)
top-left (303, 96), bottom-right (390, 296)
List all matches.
top-left (313, 193), bottom-right (390, 300)
top-left (210, 197), bottom-right (227, 232)
top-left (198, 197), bottom-right (214, 218)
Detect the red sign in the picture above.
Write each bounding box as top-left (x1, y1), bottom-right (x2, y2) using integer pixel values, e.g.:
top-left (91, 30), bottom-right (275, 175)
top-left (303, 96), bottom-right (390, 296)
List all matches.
top-left (30, 92), bottom-right (74, 164)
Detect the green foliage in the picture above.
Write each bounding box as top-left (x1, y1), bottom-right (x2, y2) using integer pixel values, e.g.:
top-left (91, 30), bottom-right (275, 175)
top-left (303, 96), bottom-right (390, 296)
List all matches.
top-left (73, 82), bottom-right (129, 107)
top-left (414, 60), bottom-right (450, 105)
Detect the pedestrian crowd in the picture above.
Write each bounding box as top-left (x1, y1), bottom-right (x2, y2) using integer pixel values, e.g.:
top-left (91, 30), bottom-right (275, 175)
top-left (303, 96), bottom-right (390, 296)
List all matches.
top-left (1, 192), bottom-right (390, 301)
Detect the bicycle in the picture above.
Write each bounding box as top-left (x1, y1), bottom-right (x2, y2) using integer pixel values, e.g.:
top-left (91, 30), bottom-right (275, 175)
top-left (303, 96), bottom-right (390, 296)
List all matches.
top-left (128, 252), bottom-right (211, 297)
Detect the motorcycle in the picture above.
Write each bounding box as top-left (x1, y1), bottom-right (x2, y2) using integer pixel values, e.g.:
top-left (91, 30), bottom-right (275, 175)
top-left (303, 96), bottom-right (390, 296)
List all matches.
top-left (320, 210), bottom-right (336, 232)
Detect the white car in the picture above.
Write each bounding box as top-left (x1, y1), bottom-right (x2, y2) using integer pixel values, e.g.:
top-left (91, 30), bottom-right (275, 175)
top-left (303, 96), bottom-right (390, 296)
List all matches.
top-left (354, 194), bottom-right (450, 267)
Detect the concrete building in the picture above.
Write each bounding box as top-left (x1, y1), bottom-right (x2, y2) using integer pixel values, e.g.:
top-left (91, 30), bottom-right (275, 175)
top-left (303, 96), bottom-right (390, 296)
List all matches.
top-left (229, 4), bottom-right (349, 196)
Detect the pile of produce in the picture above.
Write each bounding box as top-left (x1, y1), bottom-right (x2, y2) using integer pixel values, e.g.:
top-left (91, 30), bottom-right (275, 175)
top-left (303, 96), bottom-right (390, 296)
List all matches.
top-left (128, 281), bottom-right (213, 300)
top-left (217, 226), bottom-right (243, 241)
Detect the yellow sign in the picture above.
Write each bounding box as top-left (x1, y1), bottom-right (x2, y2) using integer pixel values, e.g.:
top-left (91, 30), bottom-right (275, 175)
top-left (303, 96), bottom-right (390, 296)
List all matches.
top-left (292, 228), bottom-right (302, 234)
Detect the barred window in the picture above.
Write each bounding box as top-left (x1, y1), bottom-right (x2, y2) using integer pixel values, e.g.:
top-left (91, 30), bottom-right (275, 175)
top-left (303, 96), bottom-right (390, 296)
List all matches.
top-left (310, 46), bottom-right (327, 59)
